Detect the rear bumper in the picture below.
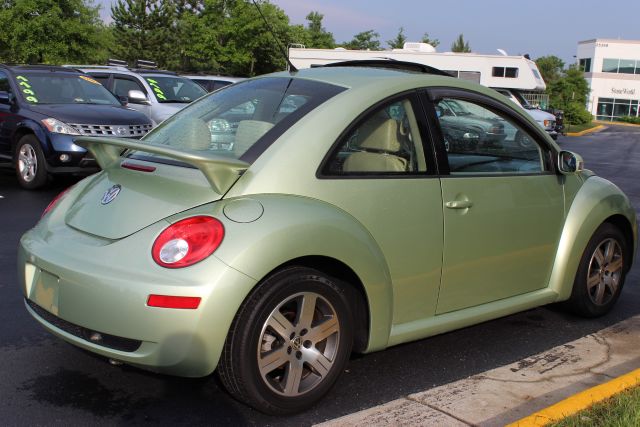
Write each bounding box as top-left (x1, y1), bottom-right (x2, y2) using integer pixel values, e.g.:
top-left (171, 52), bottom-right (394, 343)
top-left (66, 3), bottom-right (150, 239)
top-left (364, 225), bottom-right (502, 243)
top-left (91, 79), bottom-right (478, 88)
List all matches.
top-left (18, 220), bottom-right (257, 377)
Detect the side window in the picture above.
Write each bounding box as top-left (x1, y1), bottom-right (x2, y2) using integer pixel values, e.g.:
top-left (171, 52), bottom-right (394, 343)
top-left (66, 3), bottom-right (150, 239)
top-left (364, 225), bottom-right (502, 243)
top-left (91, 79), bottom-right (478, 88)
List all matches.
top-left (113, 76), bottom-right (145, 98)
top-left (324, 98), bottom-right (428, 175)
top-left (435, 98), bottom-right (545, 174)
top-left (0, 71), bottom-right (10, 92)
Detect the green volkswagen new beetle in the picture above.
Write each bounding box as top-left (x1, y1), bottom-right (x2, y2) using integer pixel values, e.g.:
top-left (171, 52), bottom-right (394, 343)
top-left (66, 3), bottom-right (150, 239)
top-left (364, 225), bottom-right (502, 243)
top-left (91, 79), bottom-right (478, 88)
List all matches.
top-left (18, 63), bottom-right (637, 414)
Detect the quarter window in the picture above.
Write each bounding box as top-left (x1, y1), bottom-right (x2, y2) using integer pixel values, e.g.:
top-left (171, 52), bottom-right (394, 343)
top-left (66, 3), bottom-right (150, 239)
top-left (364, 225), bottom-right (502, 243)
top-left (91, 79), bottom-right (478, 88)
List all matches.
top-left (435, 98), bottom-right (545, 174)
top-left (324, 98), bottom-right (427, 175)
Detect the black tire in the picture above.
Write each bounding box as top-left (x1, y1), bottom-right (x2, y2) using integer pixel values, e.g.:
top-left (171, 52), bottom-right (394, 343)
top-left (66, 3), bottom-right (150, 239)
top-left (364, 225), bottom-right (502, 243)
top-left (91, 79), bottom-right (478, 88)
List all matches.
top-left (218, 267), bottom-right (354, 415)
top-left (564, 223), bottom-right (628, 318)
top-left (515, 130), bottom-right (534, 148)
top-left (14, 135), bottom-right (48, 190)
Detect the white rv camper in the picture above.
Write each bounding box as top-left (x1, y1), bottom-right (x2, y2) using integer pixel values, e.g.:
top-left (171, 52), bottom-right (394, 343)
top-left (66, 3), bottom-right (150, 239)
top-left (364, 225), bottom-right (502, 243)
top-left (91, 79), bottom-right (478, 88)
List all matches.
top-left (288, 43), bottom-right (558, 139)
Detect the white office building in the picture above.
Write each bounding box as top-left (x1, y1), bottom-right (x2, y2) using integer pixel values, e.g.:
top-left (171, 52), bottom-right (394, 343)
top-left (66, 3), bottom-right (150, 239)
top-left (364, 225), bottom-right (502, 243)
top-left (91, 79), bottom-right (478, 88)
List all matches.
top-left (577, 39), bottom-right (640, 121)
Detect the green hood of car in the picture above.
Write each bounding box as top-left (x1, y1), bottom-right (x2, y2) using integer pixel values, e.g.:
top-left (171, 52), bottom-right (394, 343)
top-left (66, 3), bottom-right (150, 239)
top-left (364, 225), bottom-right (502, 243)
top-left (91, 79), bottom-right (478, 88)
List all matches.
top-left (66, 137), bottom-right (249, 240)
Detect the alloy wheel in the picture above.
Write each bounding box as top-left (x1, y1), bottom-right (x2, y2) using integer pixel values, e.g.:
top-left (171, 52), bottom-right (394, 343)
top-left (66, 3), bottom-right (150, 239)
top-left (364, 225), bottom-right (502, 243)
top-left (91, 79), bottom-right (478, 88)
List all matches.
top-left (257, 291), bottom-right (340, 397)
top-left (586, 238), bottom-right (623, 306)
top-left (18, 143), bottom-right (38, 183)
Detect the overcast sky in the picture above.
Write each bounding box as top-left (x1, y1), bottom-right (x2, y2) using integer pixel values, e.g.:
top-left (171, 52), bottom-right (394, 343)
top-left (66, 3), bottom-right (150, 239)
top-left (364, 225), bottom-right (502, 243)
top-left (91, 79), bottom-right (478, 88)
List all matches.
top-left (95, 0), bottom-right (640, 65)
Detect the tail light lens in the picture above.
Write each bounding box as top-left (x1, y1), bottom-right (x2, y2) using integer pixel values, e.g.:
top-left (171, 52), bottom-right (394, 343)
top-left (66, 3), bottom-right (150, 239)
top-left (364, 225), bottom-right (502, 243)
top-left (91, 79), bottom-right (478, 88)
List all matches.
top-left (152, 216), bottom-right (224, 268)
top-left (41, 187), bottom-right (72, 218)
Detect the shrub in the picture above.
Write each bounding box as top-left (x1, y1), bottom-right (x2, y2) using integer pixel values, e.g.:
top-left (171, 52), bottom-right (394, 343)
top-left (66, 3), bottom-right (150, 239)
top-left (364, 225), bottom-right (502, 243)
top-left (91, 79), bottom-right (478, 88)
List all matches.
top-left (564, 102), bottom-right (592, 125)
top-left (618, 116), bottom-right (640, 125)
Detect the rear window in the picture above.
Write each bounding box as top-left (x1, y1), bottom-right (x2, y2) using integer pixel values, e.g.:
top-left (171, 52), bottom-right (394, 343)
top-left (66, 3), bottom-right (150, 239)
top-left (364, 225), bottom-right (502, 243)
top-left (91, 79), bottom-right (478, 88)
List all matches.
top-left (133, 77), bottom-right (345, 165)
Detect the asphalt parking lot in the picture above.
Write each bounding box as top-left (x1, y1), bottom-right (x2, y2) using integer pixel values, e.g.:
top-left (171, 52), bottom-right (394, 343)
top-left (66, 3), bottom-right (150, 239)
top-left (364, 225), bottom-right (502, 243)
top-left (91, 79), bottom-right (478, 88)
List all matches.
top-left (1, 125), bottom-right (640, 426)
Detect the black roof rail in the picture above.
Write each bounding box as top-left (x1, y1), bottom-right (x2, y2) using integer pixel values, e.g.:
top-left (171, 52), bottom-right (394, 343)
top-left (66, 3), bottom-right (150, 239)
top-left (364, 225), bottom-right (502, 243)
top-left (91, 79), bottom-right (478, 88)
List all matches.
top-left (107, 58), bottom-right (128, 67)
top-left (321, 59), bottom-right (450, 77)
top-left (134, 59), bottom-right (157, 69)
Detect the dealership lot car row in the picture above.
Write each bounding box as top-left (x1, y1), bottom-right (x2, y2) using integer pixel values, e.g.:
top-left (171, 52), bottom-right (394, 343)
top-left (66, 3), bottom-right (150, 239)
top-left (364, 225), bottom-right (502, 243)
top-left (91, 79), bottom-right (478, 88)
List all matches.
top-left (17, 63), bottom-right (636, 414)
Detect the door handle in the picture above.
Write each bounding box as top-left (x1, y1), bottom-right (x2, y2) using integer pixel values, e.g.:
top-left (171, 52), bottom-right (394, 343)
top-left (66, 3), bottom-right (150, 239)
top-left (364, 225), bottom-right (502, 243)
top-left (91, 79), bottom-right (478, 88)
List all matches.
top-left (445, 200), bottom-right (473, 209)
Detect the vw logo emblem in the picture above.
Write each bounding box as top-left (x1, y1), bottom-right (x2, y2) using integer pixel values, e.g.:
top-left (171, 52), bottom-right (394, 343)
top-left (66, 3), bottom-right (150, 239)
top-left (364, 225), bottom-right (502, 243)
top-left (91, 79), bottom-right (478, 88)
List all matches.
top-left (116, 126), bottom-right (128, 137)
top-left (101, 184), bottom-right (121, 205)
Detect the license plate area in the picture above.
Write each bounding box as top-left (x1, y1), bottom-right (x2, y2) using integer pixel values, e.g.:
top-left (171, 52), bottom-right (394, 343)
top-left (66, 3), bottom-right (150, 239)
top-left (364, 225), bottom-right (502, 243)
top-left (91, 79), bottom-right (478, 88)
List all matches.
top-left (29, 268), bottom-right (60, 316)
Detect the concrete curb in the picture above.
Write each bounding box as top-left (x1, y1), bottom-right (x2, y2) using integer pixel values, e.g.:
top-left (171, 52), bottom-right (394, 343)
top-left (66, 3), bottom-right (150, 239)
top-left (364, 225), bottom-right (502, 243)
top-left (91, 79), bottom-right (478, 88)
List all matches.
top-left (507, 368), bottom-right (640, 426)
top-left (565, 125), bottom-right (606, 137)
top-left (315, 315), bottom-right (640, 427)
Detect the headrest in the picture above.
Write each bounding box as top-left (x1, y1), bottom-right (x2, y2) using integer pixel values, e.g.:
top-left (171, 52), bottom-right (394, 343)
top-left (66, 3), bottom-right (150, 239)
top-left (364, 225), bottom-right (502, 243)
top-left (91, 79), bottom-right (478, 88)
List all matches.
top-left (172, 117), bottom-right (211, 151)
top-left (358, 119), bottom-right (401, 152)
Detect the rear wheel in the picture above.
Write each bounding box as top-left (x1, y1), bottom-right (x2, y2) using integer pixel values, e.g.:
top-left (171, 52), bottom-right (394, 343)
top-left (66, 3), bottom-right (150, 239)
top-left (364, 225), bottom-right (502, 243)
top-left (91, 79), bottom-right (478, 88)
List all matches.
top-left (15, 135), bottom-right (48, 189)
top-left (218, 267), bottom-right (353, 415)
top-left (564, 223), bottom-right (628, 317)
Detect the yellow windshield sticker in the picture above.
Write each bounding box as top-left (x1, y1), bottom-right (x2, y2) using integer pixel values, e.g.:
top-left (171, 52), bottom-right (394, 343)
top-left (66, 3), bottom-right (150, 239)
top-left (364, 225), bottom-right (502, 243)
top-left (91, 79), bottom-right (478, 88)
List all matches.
top-left (16, 75), bottom-right (38, 103)
top-left (79, 75), bottom-right (100, 85)
top-left (145, 78), bottom-right (167, 101)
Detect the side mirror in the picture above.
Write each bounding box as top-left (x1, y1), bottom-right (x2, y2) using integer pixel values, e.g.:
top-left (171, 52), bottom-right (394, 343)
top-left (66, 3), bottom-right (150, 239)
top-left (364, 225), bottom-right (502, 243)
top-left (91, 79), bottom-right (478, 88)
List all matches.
top-left (127, 90), bottom-right (150, 105)
top-left (0, 91), bottom-right (14, 105)
top-left (558, 150), bottom-right (584, 174)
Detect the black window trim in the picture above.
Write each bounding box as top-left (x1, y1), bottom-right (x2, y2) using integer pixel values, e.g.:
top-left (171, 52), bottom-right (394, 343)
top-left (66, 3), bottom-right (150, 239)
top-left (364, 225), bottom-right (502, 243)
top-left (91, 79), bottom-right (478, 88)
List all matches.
top-left (317, 90), bottom-right (439, 180)
top-left (423, 87), bottom-right (559, 177)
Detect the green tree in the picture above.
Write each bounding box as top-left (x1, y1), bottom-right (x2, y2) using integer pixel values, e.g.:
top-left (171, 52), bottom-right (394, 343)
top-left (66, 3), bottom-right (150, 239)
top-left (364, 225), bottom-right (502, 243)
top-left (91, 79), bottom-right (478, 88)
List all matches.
top-left (547, 66), bottom-right (591, 124)
top-left (0, 0), bottom-right (109, 64)
top-left (450, 34), bottom-right (471, 53)
top-left (421, 32), bottom-right (439, 48)
top-left (535, 55), bottom-right (564, 84)
top-left (387, 27), bottom-right (406, 49)
top-left (304, 11), bottom-right (335, 48)
top-left (110, 0), bottom-right (174, 67)
top-left (343, 30), bottom-right (381, 50)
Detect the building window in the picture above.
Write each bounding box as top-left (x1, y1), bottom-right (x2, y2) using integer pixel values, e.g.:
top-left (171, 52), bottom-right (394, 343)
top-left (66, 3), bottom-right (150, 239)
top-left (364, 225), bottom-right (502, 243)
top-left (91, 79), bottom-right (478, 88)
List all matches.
top-left (602, 58), bottom-right (619, 73)
top-left (492, 67), bottom-right (518, 78)
top-left (602, 58), bottom-right (640, 74)
top-left (579, 58), bottom-right (592, 73)
top-left (596, 97), bottom-right (639, 121)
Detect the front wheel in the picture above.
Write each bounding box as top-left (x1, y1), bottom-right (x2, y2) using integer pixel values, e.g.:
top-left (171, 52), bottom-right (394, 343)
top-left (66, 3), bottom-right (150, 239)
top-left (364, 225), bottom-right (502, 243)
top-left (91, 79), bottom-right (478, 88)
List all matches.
top-left (564, 223), bottom-right (628, 317)
top-left (15, 135), bottom-right (48, 189)
top-left (218, 267), bottom-right (353, 415)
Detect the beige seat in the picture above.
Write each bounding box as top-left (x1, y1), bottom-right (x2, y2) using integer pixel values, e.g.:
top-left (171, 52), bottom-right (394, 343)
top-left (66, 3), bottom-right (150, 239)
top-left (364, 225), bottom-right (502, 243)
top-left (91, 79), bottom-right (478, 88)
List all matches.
top-left (234, 120), bottom-right (274, 156)
top-left (342, 118), bottom-right (407, 172)
top-left (170, 117), bottom-right (211, 151)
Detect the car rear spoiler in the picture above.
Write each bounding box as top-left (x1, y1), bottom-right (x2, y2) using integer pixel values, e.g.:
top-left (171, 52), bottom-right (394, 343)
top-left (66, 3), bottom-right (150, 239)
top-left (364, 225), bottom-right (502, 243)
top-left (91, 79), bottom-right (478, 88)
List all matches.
top-left (74, 137), bottom-right (249, 195)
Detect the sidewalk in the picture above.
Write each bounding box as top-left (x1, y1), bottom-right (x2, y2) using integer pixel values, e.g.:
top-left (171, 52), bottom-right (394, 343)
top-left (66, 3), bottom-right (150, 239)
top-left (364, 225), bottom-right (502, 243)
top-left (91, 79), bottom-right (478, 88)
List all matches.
top-left (316, 315), bottom-right (640, 427)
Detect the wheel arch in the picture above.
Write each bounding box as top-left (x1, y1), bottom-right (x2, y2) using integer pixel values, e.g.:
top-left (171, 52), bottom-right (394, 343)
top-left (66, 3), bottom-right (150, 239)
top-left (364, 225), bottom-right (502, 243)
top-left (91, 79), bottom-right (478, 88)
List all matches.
top-left (274, 255), bottom-right (370, 353)
top-left (209, 194), bottom-right (394, 353)
top-left (12, 122), bottom-right (48, 153)
top-left (549, 176), bottom-right (637, 301)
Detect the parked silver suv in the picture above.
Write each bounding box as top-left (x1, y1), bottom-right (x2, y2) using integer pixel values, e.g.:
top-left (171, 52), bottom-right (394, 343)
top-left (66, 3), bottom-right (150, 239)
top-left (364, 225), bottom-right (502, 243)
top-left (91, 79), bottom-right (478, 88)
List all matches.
top-left (69, 65), bottom-right (207, 125)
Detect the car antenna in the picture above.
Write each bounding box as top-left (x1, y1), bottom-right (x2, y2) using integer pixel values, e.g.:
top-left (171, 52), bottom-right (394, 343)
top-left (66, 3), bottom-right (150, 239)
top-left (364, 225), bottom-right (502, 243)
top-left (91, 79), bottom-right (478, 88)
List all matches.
top-left (250, 0), bottom-right (298, 73)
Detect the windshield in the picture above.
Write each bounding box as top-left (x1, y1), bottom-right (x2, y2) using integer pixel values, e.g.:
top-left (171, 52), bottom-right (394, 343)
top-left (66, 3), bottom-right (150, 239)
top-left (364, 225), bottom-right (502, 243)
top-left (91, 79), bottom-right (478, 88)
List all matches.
top-left (144, 76), bottom-right (207, 103)
top-left (15, 73), bottom-right (120, 105)
top-left (133, 77), bottom-right (346, 165)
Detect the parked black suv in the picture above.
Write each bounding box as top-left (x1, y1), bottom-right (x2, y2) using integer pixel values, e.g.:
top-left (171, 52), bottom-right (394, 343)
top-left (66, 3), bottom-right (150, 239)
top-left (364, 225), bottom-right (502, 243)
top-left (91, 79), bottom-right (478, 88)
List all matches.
top-left (0, 65), bottom-right (153, 189)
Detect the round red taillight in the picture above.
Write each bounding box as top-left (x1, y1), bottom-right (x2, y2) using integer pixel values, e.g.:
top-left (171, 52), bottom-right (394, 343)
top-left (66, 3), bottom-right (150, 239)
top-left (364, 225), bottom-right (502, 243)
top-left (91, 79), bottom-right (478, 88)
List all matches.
top-left (152, 216), bottom-right (224, 268)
